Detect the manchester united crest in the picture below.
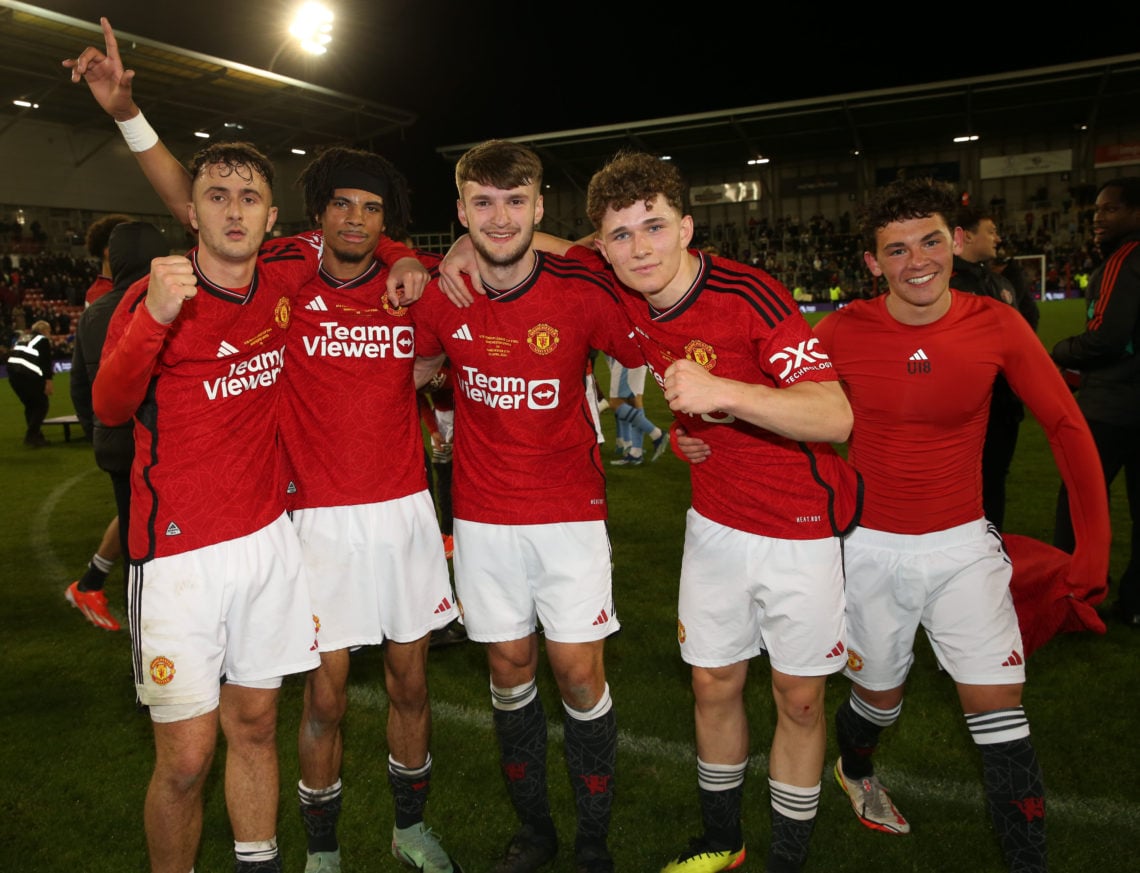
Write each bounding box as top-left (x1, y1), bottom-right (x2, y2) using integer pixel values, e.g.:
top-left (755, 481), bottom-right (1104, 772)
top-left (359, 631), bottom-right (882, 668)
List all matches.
top-left (274, 296), bottom-right (291, 329)
top-left (677, 619), bottom-right (687, 645)
top-left (846, 649), bottom-right (865, 672)
top-left (150, 655), bottom-right (175, 685)
top-left (381, 295), bottom-right (409, 317)
top-left (527, 323), bottom-right (559, 355)
top-left (684, 339), bottom-right (717, 370)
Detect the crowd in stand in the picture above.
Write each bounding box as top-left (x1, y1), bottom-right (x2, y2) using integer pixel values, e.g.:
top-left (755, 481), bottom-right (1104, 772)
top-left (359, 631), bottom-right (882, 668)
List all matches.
top-left (1, 251), bottom-right (94, 361)
top-left (691, 196), bottom-right (1105, 303)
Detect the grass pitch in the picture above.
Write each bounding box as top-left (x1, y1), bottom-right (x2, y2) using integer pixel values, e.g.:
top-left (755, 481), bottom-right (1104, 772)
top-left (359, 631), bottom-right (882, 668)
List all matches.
top-left (2, 298), bottom-right (1137, 872)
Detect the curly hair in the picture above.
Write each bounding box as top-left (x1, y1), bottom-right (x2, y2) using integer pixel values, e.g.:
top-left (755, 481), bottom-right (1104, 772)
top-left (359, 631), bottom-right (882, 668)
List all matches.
top-left (455, 140), bottom-right (542, 194)
top-left (188, 142), bottom-right (275, 192)
top-left (85, 213), bottom-right (132, 260)
top-left (586, 151), bottom-right (686, 231)
top-left (861, 177), bottom-right (958, 252)
top-left (296, 145), bottom-right (413, 240)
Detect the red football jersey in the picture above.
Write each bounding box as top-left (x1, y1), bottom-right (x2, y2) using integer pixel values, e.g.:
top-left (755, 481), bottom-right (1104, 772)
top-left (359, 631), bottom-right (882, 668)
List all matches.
top-left (96, 236), bottom-right (319, 560)
top-left (279, 254), bottom-right (438, 509)
top-left (568, 246), bottom-right (859, 540)
top-left (413, 251), bottom-right (643, 524)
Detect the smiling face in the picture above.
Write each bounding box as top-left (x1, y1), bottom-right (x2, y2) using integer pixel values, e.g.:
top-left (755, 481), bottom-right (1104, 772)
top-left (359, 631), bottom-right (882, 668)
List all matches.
top-left (456, 180), bottom-right (542, 272)
top-left (1092, 184), bottom-right (1140, 248)
top-left (188, 161), bottom-right (276, 275)
top-left (864, 213), bottom-right (962, 325)
top-left (319, 187), bottom-right (385, 271)
top-left (595, 194), bottom-right (696, 309)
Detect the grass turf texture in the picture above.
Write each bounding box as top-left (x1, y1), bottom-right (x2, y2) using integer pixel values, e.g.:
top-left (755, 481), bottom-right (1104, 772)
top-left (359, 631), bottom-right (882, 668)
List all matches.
top-left (2, 298), bottom-right (1137, 872)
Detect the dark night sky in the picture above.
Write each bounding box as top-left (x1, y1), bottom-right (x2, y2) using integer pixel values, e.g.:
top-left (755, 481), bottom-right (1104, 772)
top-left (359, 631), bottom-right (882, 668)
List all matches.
top-left (28, 1), bottom-right (1140, 226)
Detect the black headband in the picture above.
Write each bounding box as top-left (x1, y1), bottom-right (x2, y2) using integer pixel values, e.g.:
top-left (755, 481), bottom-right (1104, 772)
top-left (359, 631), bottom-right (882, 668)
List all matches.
top-left (327, 169), bottom-right (390, 204)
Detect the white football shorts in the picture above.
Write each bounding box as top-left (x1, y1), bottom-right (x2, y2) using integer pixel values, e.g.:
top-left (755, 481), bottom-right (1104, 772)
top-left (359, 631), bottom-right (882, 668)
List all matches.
top-left (677, 509), bottom-right (846, 675)
top-left (291, 490), bottom-right (456, 650)
top-left (453, 518), bottom-right (618, 644)
top-left (842, 518), bottom-right (1024, 690)
top-left (129, 512), bottom-right (319, 711)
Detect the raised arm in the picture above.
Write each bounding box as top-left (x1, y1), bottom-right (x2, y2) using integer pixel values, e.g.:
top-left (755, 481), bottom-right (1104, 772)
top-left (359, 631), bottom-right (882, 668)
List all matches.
top-left (64, 17), bottom-right (194, 228)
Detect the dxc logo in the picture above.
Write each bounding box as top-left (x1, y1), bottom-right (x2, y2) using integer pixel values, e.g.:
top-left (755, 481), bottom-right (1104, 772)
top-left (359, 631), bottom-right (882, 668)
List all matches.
top-left (769, 337), bottom-right (829, 381)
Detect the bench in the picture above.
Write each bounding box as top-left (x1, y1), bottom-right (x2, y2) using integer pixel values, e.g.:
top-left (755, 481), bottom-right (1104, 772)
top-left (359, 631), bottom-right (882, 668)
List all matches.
top-left (43, 414), bottom-right (81, 442)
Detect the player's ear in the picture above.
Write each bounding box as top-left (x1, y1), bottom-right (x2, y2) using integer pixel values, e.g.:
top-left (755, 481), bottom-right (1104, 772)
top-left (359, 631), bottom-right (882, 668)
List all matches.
top-left (952, 226), bottom-right (965, 255)
top-left (187, 202), bottom-right (199, 232)
top-left (680, 214), bottom-right (694, 248)
top-left (534, 194), bottom-right (544, 227)
top-left (863, 251), bottom-right (883, 277)
top-left (594, 236), bottom-right (612, 265)
top-left (265, 206), bottom-right (278, 234)
top-left (456, 198), bottom-right (469, 229)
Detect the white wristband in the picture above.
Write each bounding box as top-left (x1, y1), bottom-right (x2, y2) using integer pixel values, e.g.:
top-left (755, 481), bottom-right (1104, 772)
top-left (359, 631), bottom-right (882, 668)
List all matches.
top-left (115, 112), bottom-right (159, 152)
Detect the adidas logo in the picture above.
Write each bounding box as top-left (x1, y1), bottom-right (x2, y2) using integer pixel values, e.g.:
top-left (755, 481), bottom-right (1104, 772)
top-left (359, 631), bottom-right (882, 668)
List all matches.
top-left (592, 608), bottom-right (609, 626)
top-left (165, 522), bottom-right (182, 536)
top-left (451, 324), bottom-right (473, 341)
top-left (286, 481), bottom-right (297, 494)
top-left (1002, 650), bottom-right (1024, 667)
top-left (825, 641), bottom-right (846, 659)
top-left (434, 597), bottom-right (453, 614)
top-left (216, 341), bottom-right (239, 358)
top-left (305, 295), bottom-right (328, 311)
top-left (907, 348), bottom-right (931, 374)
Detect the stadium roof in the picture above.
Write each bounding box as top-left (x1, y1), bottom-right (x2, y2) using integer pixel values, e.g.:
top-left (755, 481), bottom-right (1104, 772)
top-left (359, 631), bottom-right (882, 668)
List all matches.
top-left (437, 55), bottom-right (1140, 188)
top-left (0, 1), bottom-right (417, 164)
top-left (2, 0), bottom-right (1140, 193)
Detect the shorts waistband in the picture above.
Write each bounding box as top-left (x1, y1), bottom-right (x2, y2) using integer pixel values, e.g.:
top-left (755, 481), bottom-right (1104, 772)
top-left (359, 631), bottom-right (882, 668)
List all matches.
top-left (847, 518), bottom-right (991, 552)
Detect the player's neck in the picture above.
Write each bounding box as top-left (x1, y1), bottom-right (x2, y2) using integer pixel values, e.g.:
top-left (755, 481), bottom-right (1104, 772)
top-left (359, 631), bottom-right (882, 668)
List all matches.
top-left (477, 248), bottom-right (537, 291)
top-left (321, 251), bottom-right (374, 282)
top-left (651, 250), bottom-right (702, 310)
top-left (885, 287), bottom-right (953, 326)
top-left (196, 247), bottom-right (256, 289)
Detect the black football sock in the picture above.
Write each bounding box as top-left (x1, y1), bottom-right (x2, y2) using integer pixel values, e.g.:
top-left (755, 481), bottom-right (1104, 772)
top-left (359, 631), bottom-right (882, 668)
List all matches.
top-left (492, 680), bottom-right (555, 835)
top-left (388, 754), bottom-right (432, 829)
top-left (562, 684), bottom-right (616, 856)
top-left (835, 692), bottom-right (901, 779)
top-left (298, 779), bottom-right (342, 854)
top-left (767, 778), bottom-right (819, 872)
top-left (78, 551), bottom-right (114, 592)
top-left (697, 758), bottom-right (746, 849)
top-left (968, 708), bottom-right (1046, 873)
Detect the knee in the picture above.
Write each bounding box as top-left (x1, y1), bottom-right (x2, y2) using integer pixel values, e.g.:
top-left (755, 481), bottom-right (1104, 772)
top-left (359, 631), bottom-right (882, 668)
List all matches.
top-left (221, 699), bottom-right (278, 750)
top-left (772, 677), bottom-right (826, 729)
top-left (691, 665), bottom-right (746, 706)
top-left (558, 665), bottom-right (605, 711)
top-left (154, 741), bottom-right (215, 793)
top-left (305, 679), bottom-right (349, 730)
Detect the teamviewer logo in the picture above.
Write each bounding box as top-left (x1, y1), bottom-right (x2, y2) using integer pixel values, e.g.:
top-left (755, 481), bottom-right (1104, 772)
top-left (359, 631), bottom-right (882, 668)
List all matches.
top-left (528, 379), bottom-right (559, 409)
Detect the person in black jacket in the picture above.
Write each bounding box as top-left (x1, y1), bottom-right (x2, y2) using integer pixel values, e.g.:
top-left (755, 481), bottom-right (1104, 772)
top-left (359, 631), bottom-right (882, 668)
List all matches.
top-left (1053, 177), bottom-right (1140, 626)
top-left (65, 221), bottom-right (168, 631)
top-left (951, 206), bottom-right (1039, 530)
top-left (6, 319), bottom-right (54, 446)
